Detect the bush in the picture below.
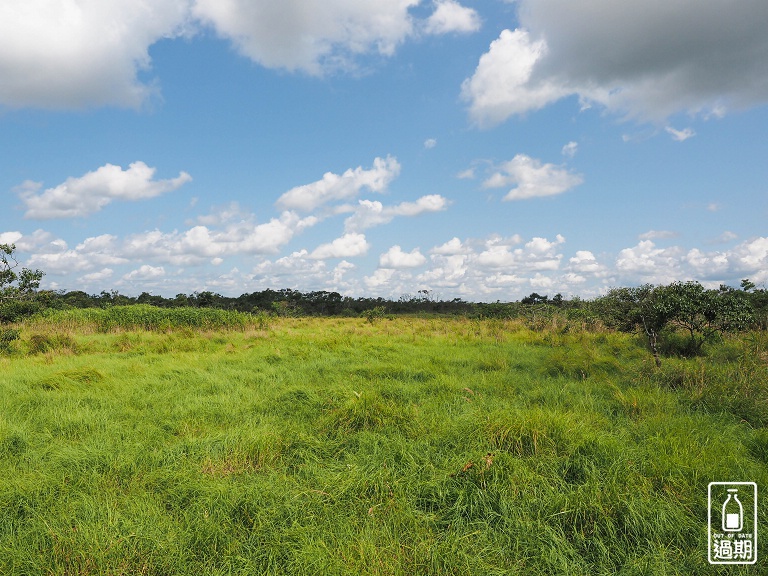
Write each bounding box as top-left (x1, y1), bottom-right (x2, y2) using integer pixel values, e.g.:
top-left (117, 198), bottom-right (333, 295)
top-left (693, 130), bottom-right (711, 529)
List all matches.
top-left (0, 327), bottom-right (20, 353)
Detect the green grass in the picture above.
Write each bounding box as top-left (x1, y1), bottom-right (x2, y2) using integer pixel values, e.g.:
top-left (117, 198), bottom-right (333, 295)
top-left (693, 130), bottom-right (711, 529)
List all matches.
top-left (0, 315), bottom-right (766, 574)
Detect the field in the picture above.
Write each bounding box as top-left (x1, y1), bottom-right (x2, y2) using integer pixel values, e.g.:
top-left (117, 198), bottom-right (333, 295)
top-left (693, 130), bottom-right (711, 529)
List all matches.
top-left (1, 308), bottom-right (767, 575)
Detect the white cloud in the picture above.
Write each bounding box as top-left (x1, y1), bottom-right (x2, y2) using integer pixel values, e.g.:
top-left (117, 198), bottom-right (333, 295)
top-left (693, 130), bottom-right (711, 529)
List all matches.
top-left (461, 29), bottom-right (566, 127)
top-left (123, 211), bottom-right (316, 265)
top-left (615, 240), bottom-right (686, 283)
top-left (567, 251), bottom-right (605, 275)
top-left (424, 138), bottom-right (437, 149)
top-left (424, 1), bottom-right (480, 35)
top-left (192, 0), bottom-right (419, 74)
top-left (0, 0), bottom-right (191, 109)
top-left (379, 245), bottom-right (427, 269)
top-left (638, 230), bottom-right (679, 241)
top-left (0, 231), bottom-right (23, 246)
top-left (476, 235), bottom-right (564, 271)
top-left (483, 154), bottom-right (582, 200)
top-left (80, 269), bottom-right (114, 284)
top-left (456, 168), bottom-right (475, 180)
top-left (364, 268), bottom-right (398, 290)
top-left (276, 156), bottom-right (400, 212)
top-left (463, 1), bottom-right (768, 125)
top-left (561, 141), bottom-right (578, 157)
top-left (123, 265), bottom-right (166, 281)
top-left (310, 233), bottom-right (370, 259)
top-left (665, 126), bottom-right (696, 142)
top-left (431, 237), bottom-right (468, 256)
top-left (20, 162), bottom-right (192, 219)
top-left (706, 202), bottom-right (722, 212)
top-left (711, 231), bottom-right (738, 244)
top-left (343, 194), bottom-right (448, 232)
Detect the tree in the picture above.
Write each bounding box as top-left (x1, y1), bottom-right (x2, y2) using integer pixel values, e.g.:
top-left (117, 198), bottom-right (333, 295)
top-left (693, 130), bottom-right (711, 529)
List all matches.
top-left (656, 281), bottom-right (753, 354)
top-left (0, 243), bottom-right (45, 323)
top-left (597, 284), bottom-right (669, 367)
top-left (598, 281), bottom-right (754, 366)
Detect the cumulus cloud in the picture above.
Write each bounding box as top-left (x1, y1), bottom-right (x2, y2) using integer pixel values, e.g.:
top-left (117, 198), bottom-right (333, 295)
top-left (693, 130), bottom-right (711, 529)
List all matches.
top-left (310, 233), bottom-right (370, 259)
top-left (123, 211), bottom-right (316, 265)
top-left (477, 234), bottom-right (564, 270)
top-left (424, 0), bottom-right (480, 35)
top-left (483, 154), bottom-right (582, 200)
top-left (379, 245), bottom-right (427, 269)
top-left (0, 0), bottom-right (191, 109)
top-left (461, 29), bottom-right (566, 127)
top-left (463, 1), bottom-right (768, 125)
top-left (343, 194), bottom-right (448, 232)
top-left (123, 265), bottom-right (166, 281)
top-left (19, 162), bottom-right (192, 219)
top-left (424, 138), bottom-right (437, 149)
top-left (616, 240), bottom-right (686, 283)
top-left (80, 268), bottom-right (114, 284)
top-left (193, 0), bottom-right (419, 74)
top-left (276, 156), bottom-right (400, 212)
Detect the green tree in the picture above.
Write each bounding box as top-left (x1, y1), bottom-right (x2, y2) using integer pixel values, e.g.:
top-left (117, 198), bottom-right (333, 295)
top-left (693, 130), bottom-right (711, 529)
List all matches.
top-left (598, 281), bottom-right (754, 366)
top-left (0, 243), bottom-right (46, 323)
top-left (598, 284), bottom-right (669, 367)
top-left (656, 281), bottom-right (753, 354)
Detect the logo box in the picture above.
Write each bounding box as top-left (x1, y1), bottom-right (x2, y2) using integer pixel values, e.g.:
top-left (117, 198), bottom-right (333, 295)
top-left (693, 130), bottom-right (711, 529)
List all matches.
top-left (708, 482), bottom-right (757, 565)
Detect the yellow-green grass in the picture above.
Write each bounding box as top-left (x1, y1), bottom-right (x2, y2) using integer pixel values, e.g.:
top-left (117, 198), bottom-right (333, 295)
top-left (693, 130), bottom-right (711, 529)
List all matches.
top-left (1, 314), bottom-right (767, 574)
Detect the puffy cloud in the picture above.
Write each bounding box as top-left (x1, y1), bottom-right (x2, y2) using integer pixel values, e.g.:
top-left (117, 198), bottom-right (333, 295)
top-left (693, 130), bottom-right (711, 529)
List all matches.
top-left (276, 156), bottom-right (400, 212)
top-left (80, 269), bottom-right (114, 284)
top-left (483, 154), bottom-right (582, 200)
top-left (123, 211), bottom-right (316, 264)
top-left (476, 235), bottom-right (564, 271)
top-left (424, 138), bottom-right (437, 149)
top-left (431, 237), bottom-right (468, 256)
top-left (0, 0), bottom-right (191, 109)
top-left (343, 194), bottom-right (448, 231)
top-left (310, 233), bottom-right (370, 259)
top-left (0, 231), bottom-right (23, 245)
top-left (461, 29), bottom-right (566, 127)
top-left (567, 251), bottom-right (605, 275)
top-left (379, 245), bottom-right (427, 269)
top-left (192, 0), bottom-right (419, 74)
top-left (123, 265), bottom-right (166, 281)
top-left (20, 162), bottom-right (192, 219)
top-left (424, 1), bottom-right (480, 35)
top-left (463, 1), bottom-right (768, 125)
top-left (615, 240), bottom-right (686, 283)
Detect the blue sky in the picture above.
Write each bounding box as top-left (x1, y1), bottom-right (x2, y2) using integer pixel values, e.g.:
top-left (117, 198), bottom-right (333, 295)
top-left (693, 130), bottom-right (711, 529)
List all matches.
top-left (2, 0), bottom-right (767, 301)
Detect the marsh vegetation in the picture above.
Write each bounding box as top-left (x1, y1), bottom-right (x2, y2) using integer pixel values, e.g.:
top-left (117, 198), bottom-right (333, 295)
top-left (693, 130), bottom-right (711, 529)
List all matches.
top-left (1, 310), bottom-right (766, 574)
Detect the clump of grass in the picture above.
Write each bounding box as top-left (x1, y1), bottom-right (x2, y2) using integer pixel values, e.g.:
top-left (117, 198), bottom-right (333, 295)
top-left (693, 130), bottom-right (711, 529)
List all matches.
top-left (26, 332), bottom-right (79, 355)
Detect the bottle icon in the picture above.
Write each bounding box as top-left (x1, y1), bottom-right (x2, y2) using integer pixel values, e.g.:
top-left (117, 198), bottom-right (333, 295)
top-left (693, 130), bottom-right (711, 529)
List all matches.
top-left (722, 488), bottom-right (743, 532)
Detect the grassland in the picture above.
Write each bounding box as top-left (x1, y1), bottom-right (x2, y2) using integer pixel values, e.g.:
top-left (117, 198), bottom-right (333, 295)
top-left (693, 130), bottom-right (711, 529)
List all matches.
top-left (1, 309), bottom-right (767, 574)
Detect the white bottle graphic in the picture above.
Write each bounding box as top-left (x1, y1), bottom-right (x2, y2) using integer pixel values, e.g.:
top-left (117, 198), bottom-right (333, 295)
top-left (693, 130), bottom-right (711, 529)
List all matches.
top-left (722, 488), bottom-right (743, 532)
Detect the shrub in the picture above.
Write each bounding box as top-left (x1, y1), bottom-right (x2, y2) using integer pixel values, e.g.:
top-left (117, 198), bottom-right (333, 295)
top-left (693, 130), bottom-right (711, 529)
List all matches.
top-left (0, 327), bottom-right (20, 353)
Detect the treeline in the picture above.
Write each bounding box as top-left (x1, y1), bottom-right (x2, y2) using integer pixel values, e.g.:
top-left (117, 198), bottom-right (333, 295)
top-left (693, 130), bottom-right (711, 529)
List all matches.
top-left (12, 281), bottom-right (768, 329)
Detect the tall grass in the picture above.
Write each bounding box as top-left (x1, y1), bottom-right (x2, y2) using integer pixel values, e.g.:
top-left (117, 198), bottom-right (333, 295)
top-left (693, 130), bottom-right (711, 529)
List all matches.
top-left (28, 304), bottom-right (268, 332)
top-left (0, 316), bottom-right (765, 574)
